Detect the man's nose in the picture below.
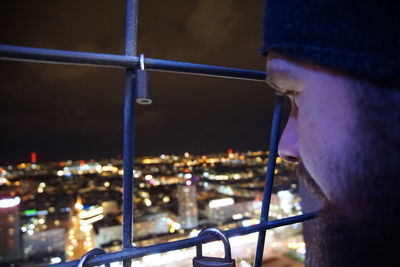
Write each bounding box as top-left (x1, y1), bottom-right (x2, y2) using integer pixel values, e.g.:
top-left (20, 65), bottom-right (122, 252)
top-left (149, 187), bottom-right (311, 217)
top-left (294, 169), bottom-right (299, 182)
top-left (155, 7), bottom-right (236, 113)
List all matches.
top-left (278, 115), bottom-right (300, 162)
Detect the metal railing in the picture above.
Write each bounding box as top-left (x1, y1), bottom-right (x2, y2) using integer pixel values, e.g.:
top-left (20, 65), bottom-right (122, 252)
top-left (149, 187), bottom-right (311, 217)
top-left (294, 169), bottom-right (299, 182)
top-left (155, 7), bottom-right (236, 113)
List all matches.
top-left (0, 0), bottom-right (317, 266)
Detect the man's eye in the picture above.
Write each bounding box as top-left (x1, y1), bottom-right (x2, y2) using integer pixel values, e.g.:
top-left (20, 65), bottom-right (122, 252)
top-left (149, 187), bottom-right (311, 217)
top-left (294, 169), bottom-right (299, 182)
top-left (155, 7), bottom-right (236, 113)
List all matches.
top-left (283, 91), bottom-right (300, 110)
top-left (275, 89), bottom-right (300, 108)
top-left (280, 90), bottom-right (295, 99)
top-left (293, 92), bottom-right (300, 107)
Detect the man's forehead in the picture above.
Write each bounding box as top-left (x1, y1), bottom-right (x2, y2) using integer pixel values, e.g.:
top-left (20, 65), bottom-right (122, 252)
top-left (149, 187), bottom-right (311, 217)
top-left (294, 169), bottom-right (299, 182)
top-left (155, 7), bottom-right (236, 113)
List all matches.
top-left (266, 52), bottom-right (351, 93)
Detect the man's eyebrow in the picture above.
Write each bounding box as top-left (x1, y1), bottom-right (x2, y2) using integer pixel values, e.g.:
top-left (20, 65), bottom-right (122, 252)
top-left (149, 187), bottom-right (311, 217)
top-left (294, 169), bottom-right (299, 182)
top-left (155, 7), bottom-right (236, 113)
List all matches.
top-left (265, 63), bottom-right (301, 94)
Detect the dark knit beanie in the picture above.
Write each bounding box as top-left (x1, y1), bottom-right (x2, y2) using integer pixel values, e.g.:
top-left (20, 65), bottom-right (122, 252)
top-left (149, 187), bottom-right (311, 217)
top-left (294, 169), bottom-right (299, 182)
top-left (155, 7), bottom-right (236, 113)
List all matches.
top-left (261, 0), bottom-right (400, 87)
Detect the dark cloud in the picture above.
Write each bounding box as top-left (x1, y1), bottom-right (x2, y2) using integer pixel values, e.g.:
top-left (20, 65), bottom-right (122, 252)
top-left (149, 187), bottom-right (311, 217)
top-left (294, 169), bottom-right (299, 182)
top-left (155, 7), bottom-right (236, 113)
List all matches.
top-left (187, 1), bottom-right (239, 48)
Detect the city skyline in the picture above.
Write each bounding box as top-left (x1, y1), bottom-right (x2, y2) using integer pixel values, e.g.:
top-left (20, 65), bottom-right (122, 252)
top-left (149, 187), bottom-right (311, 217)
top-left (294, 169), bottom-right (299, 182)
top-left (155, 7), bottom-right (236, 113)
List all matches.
top-left (0, 1), bottom-right (289, 164)
top-left (0, 149), bottom-right (304, 266)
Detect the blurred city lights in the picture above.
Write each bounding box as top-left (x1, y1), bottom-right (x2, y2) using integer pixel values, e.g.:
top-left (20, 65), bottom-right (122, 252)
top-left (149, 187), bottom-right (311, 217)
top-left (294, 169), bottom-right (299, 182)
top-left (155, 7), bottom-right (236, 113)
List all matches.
top-left (0, 196), bottom-right (21, 208)
top-left (209, 198), bottom-right (234, 208)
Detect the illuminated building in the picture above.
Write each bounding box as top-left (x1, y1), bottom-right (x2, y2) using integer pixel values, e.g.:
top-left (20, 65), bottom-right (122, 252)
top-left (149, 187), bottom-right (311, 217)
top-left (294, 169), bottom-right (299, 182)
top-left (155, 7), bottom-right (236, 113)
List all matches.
top-left (96, 212), bottom-right (174, 247)
top-left (22, 228), bottom-right (66, 260)
top-left (206, 198), bottom-right (262, 224)
top-left (0, 195), bottom-right (22, 263)
top-left (31, 152), bottom-right (37, 164)
top-left (177, 183), bottom-right (198, 229)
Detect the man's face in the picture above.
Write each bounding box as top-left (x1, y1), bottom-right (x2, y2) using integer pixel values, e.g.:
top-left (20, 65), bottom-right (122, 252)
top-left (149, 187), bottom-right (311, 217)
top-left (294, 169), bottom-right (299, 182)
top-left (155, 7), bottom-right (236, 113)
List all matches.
top-left (266, 52), bottom-right (358, 209)
top-left (265, 52), bottom-right (400, 267)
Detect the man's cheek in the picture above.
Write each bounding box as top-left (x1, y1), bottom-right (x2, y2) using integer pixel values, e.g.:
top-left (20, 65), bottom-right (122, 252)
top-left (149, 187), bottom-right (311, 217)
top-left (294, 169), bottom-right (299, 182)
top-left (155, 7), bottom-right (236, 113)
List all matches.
top-left (298, 120), bottom-right (332, 201)
top-left (297, 111), bottom-right (318, 171)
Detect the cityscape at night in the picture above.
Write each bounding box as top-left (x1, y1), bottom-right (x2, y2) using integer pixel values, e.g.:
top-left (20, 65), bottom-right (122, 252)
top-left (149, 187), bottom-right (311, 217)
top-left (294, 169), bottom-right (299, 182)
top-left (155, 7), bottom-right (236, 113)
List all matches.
top-left (0, 3), bottom-right (300, 265)
top-left (0, 150), bottom-right (305, 266)
top-left (2, 0), bottom-right (399, 266)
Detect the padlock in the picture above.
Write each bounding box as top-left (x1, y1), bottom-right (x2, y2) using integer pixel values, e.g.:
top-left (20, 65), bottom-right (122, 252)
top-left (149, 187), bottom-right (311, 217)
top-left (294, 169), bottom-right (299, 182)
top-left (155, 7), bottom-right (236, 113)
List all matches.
top-left (193, 227), bottom-right (236, 267)
top-left (77, 248), bottom-right (110, 267)
top-left (135, 53), bottom-right (152, 105)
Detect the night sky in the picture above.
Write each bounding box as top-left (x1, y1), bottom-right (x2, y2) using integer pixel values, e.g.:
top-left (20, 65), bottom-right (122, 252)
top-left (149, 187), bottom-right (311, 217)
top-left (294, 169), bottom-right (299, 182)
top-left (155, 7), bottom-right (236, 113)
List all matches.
top-left (0, 0), bottom-right (288, 164)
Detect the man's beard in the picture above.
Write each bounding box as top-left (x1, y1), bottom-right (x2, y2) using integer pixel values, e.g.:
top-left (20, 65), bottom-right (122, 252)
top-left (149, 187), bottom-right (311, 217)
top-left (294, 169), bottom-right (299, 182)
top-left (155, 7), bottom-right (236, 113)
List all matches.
top-left (296, 162), bottom-right (327, 206)
top-left (297, 161), bottom-right (400, 267)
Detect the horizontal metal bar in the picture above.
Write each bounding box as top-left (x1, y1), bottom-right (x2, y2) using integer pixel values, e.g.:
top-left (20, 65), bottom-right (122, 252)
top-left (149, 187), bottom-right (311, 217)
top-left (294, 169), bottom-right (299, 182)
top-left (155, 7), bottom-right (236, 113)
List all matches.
top-left (0, 44), bottom-right (134, 68)
top-left (0, 44), bottom-right (266, 81)
top-left (144, 57), bottom-right (266, 81)
top-left (52, 211), bottom-right (317, 267)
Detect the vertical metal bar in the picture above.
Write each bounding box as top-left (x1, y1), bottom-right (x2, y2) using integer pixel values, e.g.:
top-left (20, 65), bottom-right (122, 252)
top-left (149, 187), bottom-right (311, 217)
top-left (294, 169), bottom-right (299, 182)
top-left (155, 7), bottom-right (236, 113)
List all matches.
top-left (254, 95), bottom-right (283, 267)
top-left (125, 0), bottom-right (138, 57)
top-left (122, 1), bottom-right (138, 267)
top-left (122, 70), bottom-right (135, 248)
